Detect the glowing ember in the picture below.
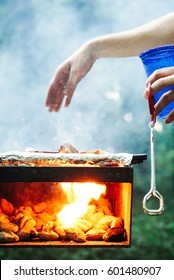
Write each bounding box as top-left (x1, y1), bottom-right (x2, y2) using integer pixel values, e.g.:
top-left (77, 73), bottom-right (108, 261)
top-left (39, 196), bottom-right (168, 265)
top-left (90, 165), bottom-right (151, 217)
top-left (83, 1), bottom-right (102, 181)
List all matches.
top-left (58, 182), bottom-right (106, 228)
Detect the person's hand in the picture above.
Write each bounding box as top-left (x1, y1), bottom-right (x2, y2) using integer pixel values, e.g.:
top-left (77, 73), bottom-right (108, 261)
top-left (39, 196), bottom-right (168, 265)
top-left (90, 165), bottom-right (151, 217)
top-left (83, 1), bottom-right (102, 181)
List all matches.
top-left (144, 67), bottom-right (174, 124)
top-left (46, 43), bottom-right (96, 112)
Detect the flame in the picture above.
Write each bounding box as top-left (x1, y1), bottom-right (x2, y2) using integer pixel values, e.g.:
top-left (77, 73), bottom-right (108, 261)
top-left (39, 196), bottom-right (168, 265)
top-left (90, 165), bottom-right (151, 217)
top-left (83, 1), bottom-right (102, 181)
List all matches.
top-left (58, 182), bottom-right (106, 228)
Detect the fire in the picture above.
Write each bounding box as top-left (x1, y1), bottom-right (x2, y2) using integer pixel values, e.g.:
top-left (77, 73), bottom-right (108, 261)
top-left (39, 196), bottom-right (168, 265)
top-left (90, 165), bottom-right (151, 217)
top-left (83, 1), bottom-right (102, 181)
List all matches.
top-left (57, 182), bottom-right (106, 228)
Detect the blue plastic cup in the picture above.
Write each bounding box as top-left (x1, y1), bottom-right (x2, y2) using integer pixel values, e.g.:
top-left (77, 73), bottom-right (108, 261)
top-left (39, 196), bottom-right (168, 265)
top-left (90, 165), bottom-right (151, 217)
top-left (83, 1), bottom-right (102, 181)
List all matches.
top-left (139, 45), bottom-right (174, 119)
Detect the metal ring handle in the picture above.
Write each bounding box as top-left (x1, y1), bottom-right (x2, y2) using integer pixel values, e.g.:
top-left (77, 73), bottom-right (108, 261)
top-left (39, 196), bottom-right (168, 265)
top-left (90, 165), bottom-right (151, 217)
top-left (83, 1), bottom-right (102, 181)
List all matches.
top-left (142, 190), bottom-right (164, 216)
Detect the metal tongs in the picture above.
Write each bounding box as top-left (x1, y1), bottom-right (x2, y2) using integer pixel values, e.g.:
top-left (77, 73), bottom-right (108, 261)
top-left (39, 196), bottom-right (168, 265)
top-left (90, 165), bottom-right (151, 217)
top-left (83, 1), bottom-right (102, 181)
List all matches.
top-left (142, 84), bottom-right (164, 215)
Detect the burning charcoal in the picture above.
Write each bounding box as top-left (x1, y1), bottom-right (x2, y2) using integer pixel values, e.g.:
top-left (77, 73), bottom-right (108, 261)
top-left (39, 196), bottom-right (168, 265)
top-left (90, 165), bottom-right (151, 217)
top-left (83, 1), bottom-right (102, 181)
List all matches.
top-left (0, 221), bottom-right (18, 233)
top-left (10, 211), bottom-right (23, 224)
top-left (111, 217), bottom-right (123, 229)
top-left (93, 211), bottom-right (104, 221)
top-left (35, 212), bottom-right (55, 232)
top-left (18, 215), bottom-right (31, 229)
top-left (75, 218), bottom-right (93, 233)
top-left (18, 229), bottom-right (38, 241)
top-left (37, 212), bottom-right (53, 224)
top-left (97, 195), bottom-right (112, 210)
top-left (22, 218), bottom-right (36, 231)
top-left (65, 227), bottom-right (86, 242)
top-left (99, 205), bottom-right (113, 216)
top-left (84, 211), bottom-right (104, 224)
top-left (12, 206), bottom-right (34, 224)
top-left (0, 211), bottom-right (10, 223)
top-left (0, 230), bottom-right (19, 243)
top-left (90, 196), bottom-right (113, 216)
top-left (0, 198), bottom-right (14, 216)
top-left (103, 228), bottom-right (126, 242)
top-left (86, 205), bottom-right (97, 215)
top-left (35, 219), bottom-right (44, 231)
top-left (53, 225), bottom-right (67, 240)
top-left (86, 229), bottom-right (106, 241)
top-left (93, 222), bottom-right (109, 231)
top-left (35, 212), bottom-right (53, 231)
top-left (17, 206), bottom-right (33, 216)
top-left (42, 221), bottom-right (54, 231)
top-left (59, 143), bottom-right (78, 153)
top-left (98, 215), bottom-right (117, 228)
top-left (33, 202), bottom-right (47, 213)
top-left (38, 230), bottom-right (59, 241)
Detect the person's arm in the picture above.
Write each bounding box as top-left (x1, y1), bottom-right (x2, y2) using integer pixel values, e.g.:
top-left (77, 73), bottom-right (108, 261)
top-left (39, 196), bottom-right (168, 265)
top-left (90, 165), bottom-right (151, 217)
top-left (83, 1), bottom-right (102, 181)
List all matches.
top-left (91, 12), bottom-right (174, 58)
top-left (46, 12), bottom-right (174, 112)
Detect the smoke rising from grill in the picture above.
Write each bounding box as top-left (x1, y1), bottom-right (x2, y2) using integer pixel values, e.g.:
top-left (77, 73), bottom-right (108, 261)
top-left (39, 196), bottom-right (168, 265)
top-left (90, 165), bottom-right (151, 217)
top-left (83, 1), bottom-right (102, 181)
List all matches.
top-left (0, 0), bottom-right (173, 153)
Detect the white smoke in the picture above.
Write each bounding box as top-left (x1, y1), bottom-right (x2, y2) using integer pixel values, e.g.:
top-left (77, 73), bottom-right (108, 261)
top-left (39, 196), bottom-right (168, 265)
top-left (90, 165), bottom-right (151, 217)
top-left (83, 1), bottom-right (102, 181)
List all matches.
top-left (0, 0), bottom-right (173, 153)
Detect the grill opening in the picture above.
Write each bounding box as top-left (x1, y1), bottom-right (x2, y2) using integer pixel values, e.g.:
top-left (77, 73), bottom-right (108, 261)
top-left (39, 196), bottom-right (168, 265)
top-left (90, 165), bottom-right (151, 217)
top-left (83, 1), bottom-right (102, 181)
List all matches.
top-left (0, 166), bottom-right (133, 247)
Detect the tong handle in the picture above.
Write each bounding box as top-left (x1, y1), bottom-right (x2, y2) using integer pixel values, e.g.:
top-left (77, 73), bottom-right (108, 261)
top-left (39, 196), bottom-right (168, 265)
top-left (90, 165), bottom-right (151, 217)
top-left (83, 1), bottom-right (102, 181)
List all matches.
top-left (143, 91), bottom-right (164, 216)
top-left (147, 83), bottom-right (156, 123)
top-left (143, 190), bottom-right (164, 215)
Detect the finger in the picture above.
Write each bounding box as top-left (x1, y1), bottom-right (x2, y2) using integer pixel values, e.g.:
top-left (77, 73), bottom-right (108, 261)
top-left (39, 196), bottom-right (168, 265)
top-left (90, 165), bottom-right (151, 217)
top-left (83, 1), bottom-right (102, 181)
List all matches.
top-left (146, 67), bottom-right (174, 86)
top-left (144, 75), bottom-right (174, 99)
top-left (63, 83), bottom-right (77, 108)
top-left (46, 81), bottom-right (65, 112)
top-left (144, 83), bottom-right (151, 99)
top-left (165, 109), bottom-right (174, 124)
top-left (151, 77), bottom-right (173, 96)
top-left (143, 88), bottom-right (148, 99)
top-left (154, 89), bottom-right (174, 116)
top-left (146, 70), bottom-right (164, 86)
top-left (63, 69), bottom-right (80, 107)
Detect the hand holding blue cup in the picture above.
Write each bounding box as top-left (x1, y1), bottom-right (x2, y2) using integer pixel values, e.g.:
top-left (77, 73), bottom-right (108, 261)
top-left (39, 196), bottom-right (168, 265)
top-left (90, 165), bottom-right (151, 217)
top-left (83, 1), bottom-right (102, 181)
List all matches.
top-left (139, 45), bottom-right (174, 120)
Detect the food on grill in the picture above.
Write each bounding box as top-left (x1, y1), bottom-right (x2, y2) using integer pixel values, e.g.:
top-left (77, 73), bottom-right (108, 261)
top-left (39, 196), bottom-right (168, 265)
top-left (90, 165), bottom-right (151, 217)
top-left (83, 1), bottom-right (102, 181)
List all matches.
top-left (0, 142), bottom-right (134, 167)
top-left (59, 143), bottom-right (78, 153)
top-left (0, 192), bottom-right (126, 244)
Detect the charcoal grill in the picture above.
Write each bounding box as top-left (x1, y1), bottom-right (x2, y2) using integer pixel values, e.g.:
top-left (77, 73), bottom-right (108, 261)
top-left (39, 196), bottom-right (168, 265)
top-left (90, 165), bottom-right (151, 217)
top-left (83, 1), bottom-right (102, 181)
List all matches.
top-left (0, 152), bottom-right (146, 247)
